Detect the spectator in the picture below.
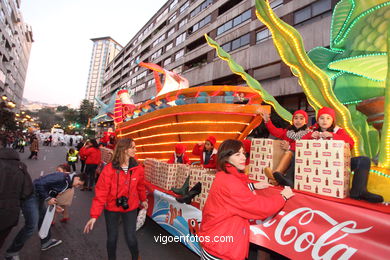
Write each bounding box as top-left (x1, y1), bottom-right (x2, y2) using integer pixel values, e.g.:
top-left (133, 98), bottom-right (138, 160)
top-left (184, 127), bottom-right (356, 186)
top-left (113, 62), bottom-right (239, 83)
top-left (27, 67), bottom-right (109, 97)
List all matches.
top-left (5, 172), bottom-right (86, 258)
top-left (84, 138), bottom-right (148, 260)
top-left (79, 139), bottom-right (101, 191)
top-left (0, 138), bottom-right (33, 248)
top-left (28, 137), bottom-right (39, 160)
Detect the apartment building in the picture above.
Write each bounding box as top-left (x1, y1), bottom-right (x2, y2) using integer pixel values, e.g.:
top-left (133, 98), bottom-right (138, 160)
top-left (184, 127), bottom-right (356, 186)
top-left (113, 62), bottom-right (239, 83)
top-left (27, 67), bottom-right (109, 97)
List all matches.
top-left (101, 0), bottom-right (336, 114)
top-left (0, 0), bottom-right (33, 108)
top-left (85, 36), bottom-right (122, 106)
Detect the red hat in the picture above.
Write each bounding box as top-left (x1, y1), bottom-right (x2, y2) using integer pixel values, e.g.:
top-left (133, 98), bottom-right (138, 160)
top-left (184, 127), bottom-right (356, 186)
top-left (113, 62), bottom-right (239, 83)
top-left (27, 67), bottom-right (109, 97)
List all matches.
top-left (175, 144), bottom-right (186, 154)
top-left (293, 110), bottom-right (308, 124)
top-left (206, 136), bottom-right (216, 146)
top-left (242, 139), bottom-right (251, 154)
top-left (317, 107), bottom-right (336, 122)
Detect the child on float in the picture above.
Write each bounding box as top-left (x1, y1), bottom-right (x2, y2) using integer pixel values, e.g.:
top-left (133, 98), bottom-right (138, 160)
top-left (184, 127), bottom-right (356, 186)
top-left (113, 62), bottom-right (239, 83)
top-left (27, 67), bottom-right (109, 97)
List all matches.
top-left (262, 110), bottom-right (311, 185)
top-left (279, 107), bottom-right (382, 203)
top-left (167, 143), bottom-right (190, 164)
top-left (192, 136), bottom-right (218, 169)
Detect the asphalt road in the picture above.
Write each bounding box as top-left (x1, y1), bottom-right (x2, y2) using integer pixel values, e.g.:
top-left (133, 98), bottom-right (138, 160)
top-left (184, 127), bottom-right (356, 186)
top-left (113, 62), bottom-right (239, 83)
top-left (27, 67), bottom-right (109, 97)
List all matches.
top-left (1, 145), bottom-right (199, 260)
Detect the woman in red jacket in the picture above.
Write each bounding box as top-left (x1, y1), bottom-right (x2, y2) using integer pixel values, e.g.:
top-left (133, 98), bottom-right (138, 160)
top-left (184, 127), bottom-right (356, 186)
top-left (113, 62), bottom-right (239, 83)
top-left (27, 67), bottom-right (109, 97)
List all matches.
top-left (263, 110), bottom-right (311, 185)
top-left (289, 107), bottom-right (382, 203)
top-left (192, 136), bottom-right (217, 169)
top-left (83, 138), bottom-right (148, 260)
top-left (198, 139), bottom-right (294, 260)
top-left (167, 143), bottom-right (190, 164)
top-left (79, 139), bottom-right (101, 191)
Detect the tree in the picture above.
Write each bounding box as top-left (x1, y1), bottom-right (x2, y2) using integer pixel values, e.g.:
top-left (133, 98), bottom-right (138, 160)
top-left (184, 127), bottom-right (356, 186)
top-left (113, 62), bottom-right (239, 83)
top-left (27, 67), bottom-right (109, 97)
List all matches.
top-left (63, 108), bottom-right (78, 124)
top-left (37, 108), bottom-right (57, 130)
top-left (56, 105), bottom-right (69, 112)
top-left (78, 99), bottom-right (97, 127)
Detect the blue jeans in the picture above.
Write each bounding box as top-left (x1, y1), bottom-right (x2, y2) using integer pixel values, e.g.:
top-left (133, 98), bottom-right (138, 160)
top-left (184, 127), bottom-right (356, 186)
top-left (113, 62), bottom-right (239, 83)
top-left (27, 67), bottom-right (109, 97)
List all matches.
top-left (6, 193), bottom-right (51, 254)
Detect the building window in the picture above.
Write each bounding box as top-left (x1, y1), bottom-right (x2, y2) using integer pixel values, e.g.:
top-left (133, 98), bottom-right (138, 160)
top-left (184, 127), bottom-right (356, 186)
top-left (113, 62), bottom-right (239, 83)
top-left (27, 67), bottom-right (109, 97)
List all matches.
top-left (175, 49), bottom-right (185, 60)
top-left (153, 34), bottom-right (166, 47)
top-left (163, 57), bottom-right (172, 66)
top-left (256, 28), bottom-right (271, 43)
top-left (147, 79), bottom-right (155, 87)
top-left (136, 83), bottom-right (146, 92)
top-left (166, 42), bottom-right (174, 51)
top-left (156, 8), bottom-right (169, 23)
top-left (294, 0), bottom-right (332, 25)
top-left (151, 48), bottom-right (163, 60)
top-left (176, 32), bottom-right (186, 46)
top-left (190, 0), bottom-right (213, 18)
top-left (217, 9), bottom-right (251, 36)
top-left (168, 13), bottom-right (177, 24)
top-left (170, 0), bottom-right (178, 10)
top-left (270, 0), bottom-right (283, 9)
top-left (189, 15), bottom-right (211, 34)
top-left (179, 18), bottom-right (188, 28)
top-left (167, 27), bottom-right (175, 38)
top-left (222, 33), bottom-right (250, 52)
top-left (180, 1), bottom-right (190, 13)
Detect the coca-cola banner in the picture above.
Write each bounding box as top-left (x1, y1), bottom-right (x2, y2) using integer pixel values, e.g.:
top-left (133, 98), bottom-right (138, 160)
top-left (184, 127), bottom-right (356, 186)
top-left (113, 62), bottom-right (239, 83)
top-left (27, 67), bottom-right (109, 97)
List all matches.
top-left (250, 188), bottom-right (390, 260)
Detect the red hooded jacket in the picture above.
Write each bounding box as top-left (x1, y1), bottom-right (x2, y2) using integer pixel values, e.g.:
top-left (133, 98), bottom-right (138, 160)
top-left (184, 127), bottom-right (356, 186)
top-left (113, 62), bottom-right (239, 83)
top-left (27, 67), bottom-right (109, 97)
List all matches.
top-left (192, 144), bottom-right (217, 169)
top-left (79, 147), bottom-right (101, 165)
top-left (198, 164), bottom-right (286, 260)
top-left (168, 144), bottom-right (191, 164)
top-left (89, 163), bottom-right (147, 218)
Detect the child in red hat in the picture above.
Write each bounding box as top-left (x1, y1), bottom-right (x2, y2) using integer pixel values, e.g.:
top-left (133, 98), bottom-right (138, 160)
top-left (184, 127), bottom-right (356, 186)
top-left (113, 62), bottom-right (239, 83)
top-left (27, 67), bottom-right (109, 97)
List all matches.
top-left (192, 136), bottom-right (218, 169)
top-left (262, 110), bottom-right (311, 185)
top-left (275, 107), bottom-right (382, 203)
top-left (167, 144), bottom-right (190, 164)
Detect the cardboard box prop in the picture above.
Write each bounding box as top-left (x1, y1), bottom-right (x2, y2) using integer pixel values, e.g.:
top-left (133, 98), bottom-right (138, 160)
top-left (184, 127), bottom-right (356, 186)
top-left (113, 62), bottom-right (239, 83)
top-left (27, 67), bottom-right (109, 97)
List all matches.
top-left (295, 140), bottom-right (351, 199)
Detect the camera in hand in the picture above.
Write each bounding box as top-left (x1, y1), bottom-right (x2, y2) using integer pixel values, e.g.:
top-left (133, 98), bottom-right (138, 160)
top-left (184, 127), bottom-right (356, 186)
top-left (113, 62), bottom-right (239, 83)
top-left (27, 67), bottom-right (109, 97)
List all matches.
top-left (116, 196), bottom-right (129, 210)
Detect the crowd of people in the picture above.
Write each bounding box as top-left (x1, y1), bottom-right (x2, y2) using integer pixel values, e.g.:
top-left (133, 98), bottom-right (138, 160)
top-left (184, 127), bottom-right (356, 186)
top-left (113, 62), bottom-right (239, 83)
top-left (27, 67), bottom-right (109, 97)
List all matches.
top-left (0, 107), bottom-right (385, 260)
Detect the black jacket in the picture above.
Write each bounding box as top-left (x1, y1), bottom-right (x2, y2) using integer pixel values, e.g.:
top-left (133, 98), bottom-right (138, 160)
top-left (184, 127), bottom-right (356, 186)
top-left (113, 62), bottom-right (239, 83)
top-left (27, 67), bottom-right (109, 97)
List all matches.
top-left (0, 148), bottom-right (33, 231)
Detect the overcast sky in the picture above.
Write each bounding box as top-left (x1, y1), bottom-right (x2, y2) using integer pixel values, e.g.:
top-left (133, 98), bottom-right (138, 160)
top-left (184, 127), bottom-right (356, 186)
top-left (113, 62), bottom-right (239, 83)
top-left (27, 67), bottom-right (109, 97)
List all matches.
top-left (20, 0), bottom-right (167, 107)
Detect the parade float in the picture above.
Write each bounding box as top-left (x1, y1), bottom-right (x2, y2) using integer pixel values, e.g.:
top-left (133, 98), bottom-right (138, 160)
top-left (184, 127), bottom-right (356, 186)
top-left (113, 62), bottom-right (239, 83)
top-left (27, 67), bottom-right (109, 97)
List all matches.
top-left (96, 0), bottom-right (390, 258)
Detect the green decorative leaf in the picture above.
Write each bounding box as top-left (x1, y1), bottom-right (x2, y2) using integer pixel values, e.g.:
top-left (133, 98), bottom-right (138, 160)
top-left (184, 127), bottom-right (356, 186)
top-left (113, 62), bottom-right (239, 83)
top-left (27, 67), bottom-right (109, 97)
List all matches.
top-left (328, 54), bottom-right (387, 81)
top-left (331, 0), bottom-right (354, 47)
top-left (308, 47), bottom-right (341, 70)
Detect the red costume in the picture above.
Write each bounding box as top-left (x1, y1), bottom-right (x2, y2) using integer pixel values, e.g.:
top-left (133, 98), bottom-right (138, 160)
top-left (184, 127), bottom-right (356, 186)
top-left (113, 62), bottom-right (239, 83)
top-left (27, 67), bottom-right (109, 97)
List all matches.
top-left (302, 107), bottom-right (354, 148)
top-left (199, 164), bottom-right (286, 260)
top-left (192, 136), bottom-right (217, 169)
top-left (265, 110), bottom-right (309, 151)
top-left (167, 144), bottom-right (190, 164)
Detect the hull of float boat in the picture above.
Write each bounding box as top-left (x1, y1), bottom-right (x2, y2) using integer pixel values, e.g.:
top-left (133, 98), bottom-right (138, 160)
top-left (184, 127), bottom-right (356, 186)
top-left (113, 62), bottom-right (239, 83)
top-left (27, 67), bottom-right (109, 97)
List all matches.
top-left (116, 103), bottom-right (267, 162)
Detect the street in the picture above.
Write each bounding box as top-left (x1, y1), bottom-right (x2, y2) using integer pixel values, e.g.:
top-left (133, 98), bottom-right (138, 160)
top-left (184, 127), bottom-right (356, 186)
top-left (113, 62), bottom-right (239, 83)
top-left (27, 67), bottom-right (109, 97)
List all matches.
top-left (1, 145), bottom-right (199, 260)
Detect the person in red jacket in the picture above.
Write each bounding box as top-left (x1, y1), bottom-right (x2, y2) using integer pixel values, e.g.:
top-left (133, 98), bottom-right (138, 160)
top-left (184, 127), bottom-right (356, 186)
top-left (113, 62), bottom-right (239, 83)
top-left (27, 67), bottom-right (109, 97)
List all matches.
top-left (192, 136), bottom-right (217, 169)
top-left (167, 143), bottom-right (190, 164)
top-left (198, 139), bottom-right (294, 260)
top-left (83, 138), bottom-right (148, 260)
top-left (262, 110), bottom-right (311, 185)
top-left (276, 107), bottom-right (383, 203)
top-left (79, 139), bottom-right (101, 191)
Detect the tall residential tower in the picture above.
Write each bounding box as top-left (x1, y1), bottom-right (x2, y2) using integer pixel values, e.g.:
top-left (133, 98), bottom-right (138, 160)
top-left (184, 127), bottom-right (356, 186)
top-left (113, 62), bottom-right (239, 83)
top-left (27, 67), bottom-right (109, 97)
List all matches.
top-left (85, 36), bottom-right (122, 106)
